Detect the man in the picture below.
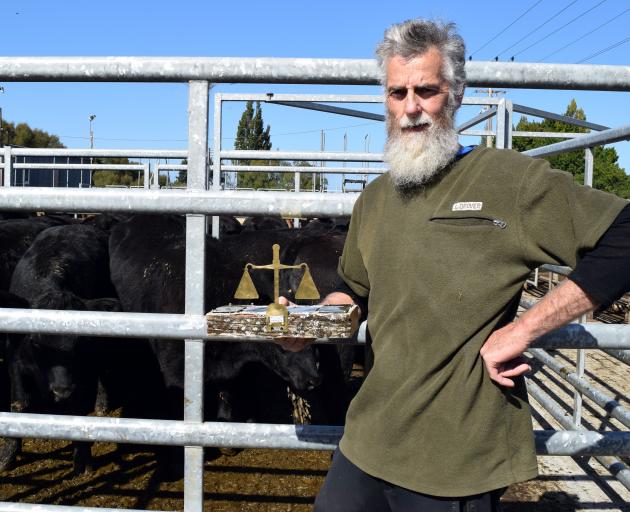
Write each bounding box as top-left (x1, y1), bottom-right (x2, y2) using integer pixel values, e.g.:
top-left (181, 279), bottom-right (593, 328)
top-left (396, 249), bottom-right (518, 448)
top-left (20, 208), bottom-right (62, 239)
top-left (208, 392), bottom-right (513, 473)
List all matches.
top-left (281, 18), bottom-right (629, 511)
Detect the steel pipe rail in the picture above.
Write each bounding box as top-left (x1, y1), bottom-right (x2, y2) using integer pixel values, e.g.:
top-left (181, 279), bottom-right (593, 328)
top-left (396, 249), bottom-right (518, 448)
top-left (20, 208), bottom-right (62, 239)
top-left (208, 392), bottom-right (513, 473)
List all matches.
top-left (156, 164), bottom-right (187, 170)
top-left (513, 131), bottom-right (584, 139)
top-left (512, 104), bottom-right (609, 131)
top-left (534, 430), bottom-right (630, 456)
top-left (531, 321), bottom-right (630, 350)
top-left (526, 379), bottom-right (630, 490)
top-left (221, 150), bottom-right (383, 162)
top-left (0, 57), bottom-right (378, 84)
top-left (3, 308), bottom-right (630, 349)
top-left (603, 349), bottom-right (630, 367)
top-left (0, 412), bottom-right (342, 450)
top-left (0, 411), bottom-right (628, 456)
top-left (529, 348), bottom-right (630, 430)
top-left (12, 163), bottom-right (145, 170)
top-left (221, 165), bottom-right (386, 175)
top-left (1, 58), bottom-right (630, 91)
top-left (271, 100), bottom-right (385, 122)
top-left (221, 93), bottom-right (384, 103)
top-left (540, 264), bottom-right (572, 276)
top-left (0, 188), bottom-right (358, 216)
top-left (0, 307), bottom-right (364, 344)
top-left (6, 147), bottom-right (187, 158)
top-left (522, 125), bottom-right (630, 158)
top-left (456, 107), bottom-right (497, 133)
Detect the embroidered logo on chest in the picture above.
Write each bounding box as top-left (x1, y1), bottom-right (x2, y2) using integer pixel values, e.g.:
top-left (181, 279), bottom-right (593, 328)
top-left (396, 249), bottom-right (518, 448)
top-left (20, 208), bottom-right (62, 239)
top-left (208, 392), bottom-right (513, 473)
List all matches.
top-left (452, 201), bottom-right (483, 211)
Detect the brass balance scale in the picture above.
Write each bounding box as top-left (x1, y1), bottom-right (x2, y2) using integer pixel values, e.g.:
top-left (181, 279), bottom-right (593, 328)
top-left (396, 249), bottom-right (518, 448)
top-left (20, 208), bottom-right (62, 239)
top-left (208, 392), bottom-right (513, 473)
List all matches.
top-left (206, 243), bottom-right (359, 340)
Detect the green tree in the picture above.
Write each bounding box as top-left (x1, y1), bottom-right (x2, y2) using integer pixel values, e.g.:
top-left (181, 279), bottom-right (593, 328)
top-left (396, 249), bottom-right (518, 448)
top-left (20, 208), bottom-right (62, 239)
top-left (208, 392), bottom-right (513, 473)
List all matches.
top-left (293, 162), bottom-right (327, 191)
top-left (91, 157), bottom-right (150, 187)
top-left (234, 101), bottom-right (277, 189)
top-left (1, 120), bottom-right (64, 148)
top-left (512, 100), bottom-right (630, 198)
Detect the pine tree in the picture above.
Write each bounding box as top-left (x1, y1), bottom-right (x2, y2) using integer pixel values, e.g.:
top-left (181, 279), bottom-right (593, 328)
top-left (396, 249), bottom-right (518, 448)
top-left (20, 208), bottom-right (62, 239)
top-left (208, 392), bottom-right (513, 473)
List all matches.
top-left (512, 100), bottom-right (629, 198)
top-left (234, 101), bottom-right (276, 190)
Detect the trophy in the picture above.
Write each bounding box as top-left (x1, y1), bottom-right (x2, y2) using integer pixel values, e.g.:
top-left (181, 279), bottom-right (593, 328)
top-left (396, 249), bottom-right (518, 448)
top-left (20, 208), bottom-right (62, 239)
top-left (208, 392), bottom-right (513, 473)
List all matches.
top-left (206, 244), bottom-right (359, 340)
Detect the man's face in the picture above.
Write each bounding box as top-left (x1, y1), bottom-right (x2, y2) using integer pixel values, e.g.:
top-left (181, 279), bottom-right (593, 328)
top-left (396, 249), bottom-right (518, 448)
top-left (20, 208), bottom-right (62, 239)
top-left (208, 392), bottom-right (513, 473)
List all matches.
top-left (385, 48), bottom-right (451, 134)
top-left (382, 48), bottom-right (461, 190)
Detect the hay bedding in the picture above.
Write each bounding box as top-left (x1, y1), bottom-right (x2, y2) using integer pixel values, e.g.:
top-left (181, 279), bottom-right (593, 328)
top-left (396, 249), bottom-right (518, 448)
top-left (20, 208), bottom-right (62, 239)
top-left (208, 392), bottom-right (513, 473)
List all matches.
top-left (0, 437), bottom-right (331, 511)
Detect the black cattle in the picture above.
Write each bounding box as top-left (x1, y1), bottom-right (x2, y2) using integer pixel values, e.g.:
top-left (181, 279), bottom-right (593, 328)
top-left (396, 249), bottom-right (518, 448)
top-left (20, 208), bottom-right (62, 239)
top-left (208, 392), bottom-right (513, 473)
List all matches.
top-left (281, 231), bottom-right (354, 423)
top-left (0, 215), bottom-right (70, 292)
top-left (0, 291), bottom-right (30, 415)
top-left (109, 215), bottom-right (323, 424)
top-left (219, 215), bottom-right (242, 236)
top-left (222, 228), bottom-right (354, 424)
top-left (222, 228), bottom-right (304, 303)
top-left (242, 215), bottom-right (288, 231)
top-left (301, 217), bottom-right (350, 233)
top-left (2, 223), bottom-right (121, 474)
top-left (282, 231), bottom-right (347, 303)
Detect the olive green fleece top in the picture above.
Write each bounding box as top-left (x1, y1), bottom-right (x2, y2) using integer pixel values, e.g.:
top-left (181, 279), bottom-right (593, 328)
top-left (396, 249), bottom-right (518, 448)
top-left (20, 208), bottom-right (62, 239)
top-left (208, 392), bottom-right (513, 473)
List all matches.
top-left (337, 146), bottom-right (627, 497)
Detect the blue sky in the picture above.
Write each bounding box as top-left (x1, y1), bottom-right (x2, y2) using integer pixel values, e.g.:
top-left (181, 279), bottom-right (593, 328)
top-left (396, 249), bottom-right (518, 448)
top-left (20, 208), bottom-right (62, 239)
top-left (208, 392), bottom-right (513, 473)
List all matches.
top-left (1, 0), bottom-right (628, 190)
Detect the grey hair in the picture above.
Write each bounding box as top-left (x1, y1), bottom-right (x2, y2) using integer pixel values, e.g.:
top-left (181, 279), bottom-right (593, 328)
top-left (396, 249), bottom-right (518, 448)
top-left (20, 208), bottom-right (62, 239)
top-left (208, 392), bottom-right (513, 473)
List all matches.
top-left (376, 19), bottom-right (466, 108)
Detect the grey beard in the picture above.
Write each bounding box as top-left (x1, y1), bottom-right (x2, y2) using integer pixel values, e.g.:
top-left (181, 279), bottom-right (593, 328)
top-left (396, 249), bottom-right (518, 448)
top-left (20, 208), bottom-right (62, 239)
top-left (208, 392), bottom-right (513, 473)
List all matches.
top-left (384, 120), bottom-right (460, 190)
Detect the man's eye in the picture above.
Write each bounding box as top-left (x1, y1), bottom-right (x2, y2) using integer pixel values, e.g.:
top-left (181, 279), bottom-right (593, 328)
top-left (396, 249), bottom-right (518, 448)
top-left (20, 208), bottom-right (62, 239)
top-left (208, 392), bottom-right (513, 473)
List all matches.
top-left (415, 87), bottom-right (440, 99)
top-left (388, 89), bottom-right (407, 100)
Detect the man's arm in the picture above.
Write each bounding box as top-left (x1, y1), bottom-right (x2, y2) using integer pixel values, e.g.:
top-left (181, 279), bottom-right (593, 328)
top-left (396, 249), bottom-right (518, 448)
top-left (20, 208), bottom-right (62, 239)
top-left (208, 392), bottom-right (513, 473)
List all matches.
top-left (483, 203), bottom-right (630, 387)
top-left (480, 279), bottom-right (596, 388)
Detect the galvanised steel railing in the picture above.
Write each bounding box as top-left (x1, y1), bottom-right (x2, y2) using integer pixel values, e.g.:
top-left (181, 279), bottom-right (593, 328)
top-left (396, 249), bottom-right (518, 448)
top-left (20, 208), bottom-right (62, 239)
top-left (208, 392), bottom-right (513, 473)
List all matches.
top-left (1, 57), bottom-right (630, 511)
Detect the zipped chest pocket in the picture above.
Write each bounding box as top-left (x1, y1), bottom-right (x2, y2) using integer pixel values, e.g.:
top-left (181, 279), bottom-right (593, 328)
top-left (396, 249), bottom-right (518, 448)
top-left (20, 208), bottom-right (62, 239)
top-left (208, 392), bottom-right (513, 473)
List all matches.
top-left (430, 216), bottom-right (508, 229)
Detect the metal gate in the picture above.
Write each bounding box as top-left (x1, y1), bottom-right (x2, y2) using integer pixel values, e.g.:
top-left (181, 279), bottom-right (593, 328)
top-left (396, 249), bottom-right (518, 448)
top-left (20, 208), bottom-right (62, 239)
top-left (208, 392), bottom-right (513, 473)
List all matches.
top-left (1, 57), bottom-right (630, 511)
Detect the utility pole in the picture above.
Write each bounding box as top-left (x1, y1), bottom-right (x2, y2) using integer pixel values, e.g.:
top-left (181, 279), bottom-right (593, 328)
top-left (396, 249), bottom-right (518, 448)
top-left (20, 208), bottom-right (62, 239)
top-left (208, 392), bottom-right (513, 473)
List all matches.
top-left (88, 114), bottom-right (96, 188)
top-left (318, 130), bottom-right (325, 192)
top-left (474, 88), bottom-right (505, 147)
top-left (0, 86), bottom-right (5, 145)
top-left (342, 132), bottom-right (347, 192)
top-left (88, 114), bottom-right (96, 149)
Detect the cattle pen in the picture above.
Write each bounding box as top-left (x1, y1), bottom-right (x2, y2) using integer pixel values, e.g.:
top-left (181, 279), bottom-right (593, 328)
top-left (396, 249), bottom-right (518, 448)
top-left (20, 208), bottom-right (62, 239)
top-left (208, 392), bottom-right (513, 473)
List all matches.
top-left (1, 57), bottom-right (630, 511)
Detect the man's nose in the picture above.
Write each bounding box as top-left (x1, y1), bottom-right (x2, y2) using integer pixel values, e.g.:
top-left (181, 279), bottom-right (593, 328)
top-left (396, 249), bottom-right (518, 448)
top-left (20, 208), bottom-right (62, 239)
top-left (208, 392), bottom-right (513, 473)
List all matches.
top-left (404, 91), bottom-right (421, 117)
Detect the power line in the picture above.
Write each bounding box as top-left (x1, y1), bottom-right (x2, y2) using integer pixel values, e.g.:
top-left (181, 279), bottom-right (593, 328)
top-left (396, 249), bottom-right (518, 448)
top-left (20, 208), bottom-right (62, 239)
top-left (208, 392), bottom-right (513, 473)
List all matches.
top-left (495, 0), bottom-right (578, 59)
top-left (575, 35), bottom-right (630, 63)
top-left (468, 0), bottom-right (543, 58)
top-left (61, 134), bottom-right (187, 143)
top-left (538, 7), bottom-right (630, 62)
top-left (512, 0), bottom-right (609, 59)
top-left (61, 121), bottom-right (381, 145)
top-left (222, 121), bottom-right (380, 141)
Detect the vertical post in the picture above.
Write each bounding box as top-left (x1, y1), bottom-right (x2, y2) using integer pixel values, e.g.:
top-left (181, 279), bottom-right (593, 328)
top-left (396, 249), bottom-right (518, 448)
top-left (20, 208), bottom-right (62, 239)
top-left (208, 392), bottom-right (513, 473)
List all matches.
top-left (342, 132), bottom-right (347, 193)
top-left (3, 146), bottom-right (12, 187)
top-left (495, 98), bottom-right (512, 150)
top-left (143, 164), bottom-right (150, 189)
top-left (584, 148), bottom-right (593, 187)
top-left (184, 80), bottom-right (209, 512)
top-left (294, 169), bottom-right (301, 228)
top-left (211, 92), bottom-right (222, 238)
top-left (573, 314), bottom-right (587, 427)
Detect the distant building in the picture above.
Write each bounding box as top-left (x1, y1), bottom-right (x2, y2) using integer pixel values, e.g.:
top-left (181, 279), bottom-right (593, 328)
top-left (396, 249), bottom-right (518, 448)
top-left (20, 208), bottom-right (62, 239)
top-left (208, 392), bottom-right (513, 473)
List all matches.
top-left (11, 155), bottom-right (91, 187)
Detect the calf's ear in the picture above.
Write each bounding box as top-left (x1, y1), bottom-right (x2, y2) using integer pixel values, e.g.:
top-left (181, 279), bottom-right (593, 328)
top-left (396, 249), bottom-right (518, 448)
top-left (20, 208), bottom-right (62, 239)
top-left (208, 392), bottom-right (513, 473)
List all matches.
top-left (85, 298), bottom-right (122, 312)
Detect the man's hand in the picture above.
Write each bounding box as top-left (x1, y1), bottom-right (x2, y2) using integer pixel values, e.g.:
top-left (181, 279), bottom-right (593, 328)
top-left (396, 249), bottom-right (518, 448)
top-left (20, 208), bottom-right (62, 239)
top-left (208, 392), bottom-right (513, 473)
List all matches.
top-left (273, 292), bottom-right (357, 352)
top-left (480, 323), bottom-right (532, 388)
top-left (480, 279), bottom-right (598, 387)
top-left (274, 296), bottom-right (312, 352)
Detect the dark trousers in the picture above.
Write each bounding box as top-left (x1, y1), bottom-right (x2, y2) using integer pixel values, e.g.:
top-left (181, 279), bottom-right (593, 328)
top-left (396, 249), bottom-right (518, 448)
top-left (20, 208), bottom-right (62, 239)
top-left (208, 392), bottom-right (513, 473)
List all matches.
top-left (314, 449), bottom-right (505, 512)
